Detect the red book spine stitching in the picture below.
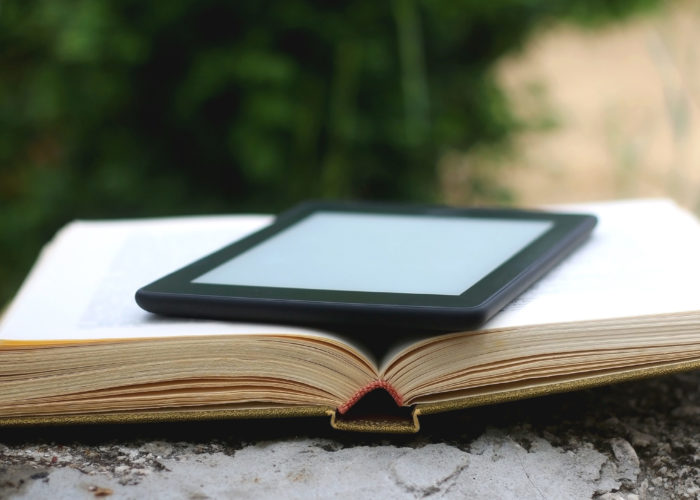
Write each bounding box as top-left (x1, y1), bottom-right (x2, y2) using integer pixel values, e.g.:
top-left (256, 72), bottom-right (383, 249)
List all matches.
top-left (337, 380), bottom-right (403, 414)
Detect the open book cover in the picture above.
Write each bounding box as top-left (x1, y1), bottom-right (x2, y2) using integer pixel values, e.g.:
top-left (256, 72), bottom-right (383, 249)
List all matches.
top-left (2, 198), bottom-right (700, 433)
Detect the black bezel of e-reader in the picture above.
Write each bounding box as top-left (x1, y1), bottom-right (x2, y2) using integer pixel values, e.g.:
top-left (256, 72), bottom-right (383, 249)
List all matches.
top-left (135, 201), bottom-right (597, 332)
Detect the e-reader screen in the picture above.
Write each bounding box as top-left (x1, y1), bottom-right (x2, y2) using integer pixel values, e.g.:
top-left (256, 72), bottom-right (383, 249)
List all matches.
top-left (193, 212), bottom-right (553, 296)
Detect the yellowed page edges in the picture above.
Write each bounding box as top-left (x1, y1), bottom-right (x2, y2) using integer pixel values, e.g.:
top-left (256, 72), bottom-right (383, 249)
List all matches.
top-left (415, 359), bottom-right (700, 416)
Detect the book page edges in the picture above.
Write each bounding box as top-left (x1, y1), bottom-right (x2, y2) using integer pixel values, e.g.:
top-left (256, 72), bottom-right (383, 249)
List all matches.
top-left (3, 358), bottom-right (697, 433)
top-left (414, 357), bottom-right (700, 415)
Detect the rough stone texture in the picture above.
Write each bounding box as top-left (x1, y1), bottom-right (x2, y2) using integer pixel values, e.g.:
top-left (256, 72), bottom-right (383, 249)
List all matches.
top-left (1, 372), bottom-right (699, 499)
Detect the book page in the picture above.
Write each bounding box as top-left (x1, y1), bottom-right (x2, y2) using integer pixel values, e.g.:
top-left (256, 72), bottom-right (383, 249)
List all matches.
top-left (486, 198), bottom-right (700, 328)
top-left (0, 215), bottom-right (359, 346)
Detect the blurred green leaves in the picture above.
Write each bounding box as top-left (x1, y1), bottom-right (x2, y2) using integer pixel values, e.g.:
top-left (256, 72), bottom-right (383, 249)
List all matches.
top-left (0, 0), bottom-right (658, 304)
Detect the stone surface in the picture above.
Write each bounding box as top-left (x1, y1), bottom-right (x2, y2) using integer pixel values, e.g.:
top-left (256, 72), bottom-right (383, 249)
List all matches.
top-left (1, 372), bottom-right (699, 499)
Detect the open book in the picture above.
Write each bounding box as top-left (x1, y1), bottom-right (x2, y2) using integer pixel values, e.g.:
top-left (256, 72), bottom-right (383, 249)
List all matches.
top-left (2, 199), bottom-right (700, 433)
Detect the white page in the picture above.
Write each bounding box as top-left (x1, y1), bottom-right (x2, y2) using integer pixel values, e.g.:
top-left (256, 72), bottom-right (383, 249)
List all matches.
top-left (486, 198), bottom-right (700, 328)
top-left (0, 215), bottom-right (339, 342)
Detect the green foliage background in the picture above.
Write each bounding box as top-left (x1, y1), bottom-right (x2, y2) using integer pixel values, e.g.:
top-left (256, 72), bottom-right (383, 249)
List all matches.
top-left (0, 0), bottom-right (657, 305)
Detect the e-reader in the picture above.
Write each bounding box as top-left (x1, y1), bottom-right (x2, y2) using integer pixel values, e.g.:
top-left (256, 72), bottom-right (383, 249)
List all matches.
top-left (135, 201), bottom-right (596, 332)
